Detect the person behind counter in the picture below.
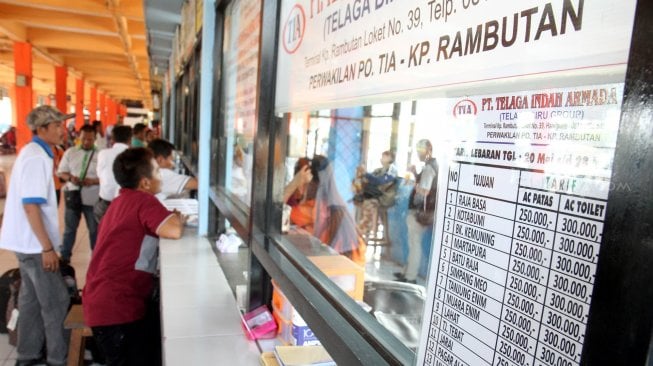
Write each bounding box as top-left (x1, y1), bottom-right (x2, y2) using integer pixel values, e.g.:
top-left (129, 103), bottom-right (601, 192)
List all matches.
top-left (395, 139), bottom-right (438, 284)
top-left (83, 148), bottom-right (185, 366)
top-left (353, 150), bottom-right (398, 234)
top-left (148, 139), bottom-right (198, 200)
top-left (284, 156), bottom-right (366, 264)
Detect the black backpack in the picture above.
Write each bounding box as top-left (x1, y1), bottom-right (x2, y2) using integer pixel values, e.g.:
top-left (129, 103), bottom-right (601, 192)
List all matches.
top-left (0, 268), bottom-right (20, 334)
top-left (60, 261), bottom-right (82, 306)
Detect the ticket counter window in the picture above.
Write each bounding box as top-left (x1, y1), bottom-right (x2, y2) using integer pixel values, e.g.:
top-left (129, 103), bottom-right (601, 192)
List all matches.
top-left (279, 73), bottom-right (627, 358)
top-left (281, 102), bottom-right (446, 350)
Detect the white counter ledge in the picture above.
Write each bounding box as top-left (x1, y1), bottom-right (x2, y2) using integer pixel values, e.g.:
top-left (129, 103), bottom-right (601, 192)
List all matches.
top-left (159, 228), bottom-right (260, 365)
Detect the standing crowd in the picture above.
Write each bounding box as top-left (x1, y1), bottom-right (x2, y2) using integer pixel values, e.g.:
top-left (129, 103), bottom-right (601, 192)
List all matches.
top-left (0, 105), bottom-right (196, 366)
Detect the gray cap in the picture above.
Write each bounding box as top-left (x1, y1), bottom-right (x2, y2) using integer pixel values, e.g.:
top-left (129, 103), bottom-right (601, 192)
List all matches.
top-left (26, 105), bottom-right (75, 130)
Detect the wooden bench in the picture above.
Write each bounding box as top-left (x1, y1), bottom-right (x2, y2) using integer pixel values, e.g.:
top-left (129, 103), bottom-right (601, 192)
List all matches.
top-left (63, 304), bottom-right (93, 366)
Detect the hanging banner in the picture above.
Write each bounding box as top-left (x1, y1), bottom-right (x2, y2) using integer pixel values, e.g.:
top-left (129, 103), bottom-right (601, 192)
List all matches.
top-left (416, 83), bottom-right (623, 366)
top-left (275, 0), bottom-right (636, 112)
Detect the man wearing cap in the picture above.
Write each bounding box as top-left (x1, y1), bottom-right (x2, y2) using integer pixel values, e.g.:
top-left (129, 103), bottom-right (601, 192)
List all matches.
top-left (0, 106), bottom-right (73, 366)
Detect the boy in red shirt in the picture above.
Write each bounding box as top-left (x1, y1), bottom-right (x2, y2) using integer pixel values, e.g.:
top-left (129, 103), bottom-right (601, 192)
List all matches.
top-left (83, 148), bottom-right (184, 365)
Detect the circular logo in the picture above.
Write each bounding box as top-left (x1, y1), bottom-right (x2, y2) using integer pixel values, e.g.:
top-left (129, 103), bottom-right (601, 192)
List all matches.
top-left (282, 4), bottom-right (306, 54)
top-left (452, 99), bottom-right (478, 118)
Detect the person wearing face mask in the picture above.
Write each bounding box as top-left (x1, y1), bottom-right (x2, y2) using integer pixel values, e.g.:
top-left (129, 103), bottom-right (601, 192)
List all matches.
top-left (58, 125), bottom-right (100, 264)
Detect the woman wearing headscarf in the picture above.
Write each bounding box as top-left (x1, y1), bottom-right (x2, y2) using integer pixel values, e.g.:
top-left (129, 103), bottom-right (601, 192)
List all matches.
top-left (284, 156), bottom-right (366, 265)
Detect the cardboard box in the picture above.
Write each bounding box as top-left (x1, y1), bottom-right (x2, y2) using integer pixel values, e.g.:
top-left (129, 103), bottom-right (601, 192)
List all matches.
top-left (272, 283), bottom-right (294, 320)
top-left (308, 255), bottom-right (365, 300)
top-left (259, 352), bottom-right (280, 366)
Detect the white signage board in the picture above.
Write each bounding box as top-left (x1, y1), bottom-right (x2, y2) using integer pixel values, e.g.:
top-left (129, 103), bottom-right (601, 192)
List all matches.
top-left (275, 0), bottom-right (636, 113)
top-left (416, 83), bottom-right (624, 366)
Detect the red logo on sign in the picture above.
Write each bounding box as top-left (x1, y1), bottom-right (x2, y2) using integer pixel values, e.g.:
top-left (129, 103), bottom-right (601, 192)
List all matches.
top-left (282, 4), bottom-right (306, 54)
top-left (452, 99), bottom-right (478, 118)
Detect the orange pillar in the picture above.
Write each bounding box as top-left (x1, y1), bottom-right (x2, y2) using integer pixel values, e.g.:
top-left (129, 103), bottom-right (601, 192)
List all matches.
top-left (99, 92), bottom-right (106, 123)
top-left (54, 66), bottom-right (67, 115)
top-left (107, 99), bottom-right (115, 125)
top-left (13, 42), bottom-right (33, 150)
top-left (111, 100), bottom-right (118, 125)
top-left (8, 87), bottom-right (16, 128)
top-left (89, 87), bottom-right (97, 122)
top-left (75, 77), bottom-right (84, 128)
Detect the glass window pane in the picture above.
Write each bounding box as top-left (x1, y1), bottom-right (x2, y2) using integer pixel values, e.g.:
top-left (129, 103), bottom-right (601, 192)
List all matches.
top-left (279, 77), bottom-right (628, 355)
top-left (221, 0), bottom-right (262, 207)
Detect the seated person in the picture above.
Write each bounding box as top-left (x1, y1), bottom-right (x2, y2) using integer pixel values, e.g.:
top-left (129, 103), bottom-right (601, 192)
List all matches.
top-left (230, 145), bottom-right (249, 203)
top-left (83, 148), bottom-right (185, 365)
top-left (148, 139), bottom-right (198, 200)
top-left (354, 150), bottom-right (398, 234)
top-left (284, 156), bottom-right (366, 265)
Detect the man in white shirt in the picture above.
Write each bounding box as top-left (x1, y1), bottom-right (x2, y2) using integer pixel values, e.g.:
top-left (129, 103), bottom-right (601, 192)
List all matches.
top-left (92, 120), bottom-right (107, 150)
top-left (395, 139), bottom-right (438, 284)
top-left (94, 125), bottom-right (132, 223)
top-left (0, 105), bottom-right (72, 366)
top-left (58, 125), bottom-right (100, 263)
top-left (148, 139), bottom-right (198, 200)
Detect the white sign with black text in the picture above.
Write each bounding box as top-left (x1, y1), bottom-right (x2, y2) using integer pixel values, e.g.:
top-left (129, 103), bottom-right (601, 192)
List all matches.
top-left (417, 83), bottom-right (623, 366)
top-left (275, 0), bottom-right (636, 112)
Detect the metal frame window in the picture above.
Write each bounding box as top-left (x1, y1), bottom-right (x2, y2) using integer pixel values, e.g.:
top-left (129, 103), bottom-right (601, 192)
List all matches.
top-left (203, 1), bottom-right (653, 365)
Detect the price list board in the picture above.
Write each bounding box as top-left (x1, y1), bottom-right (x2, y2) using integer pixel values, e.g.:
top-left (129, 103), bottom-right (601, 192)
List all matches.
top-left (417, 84), bottom-right (624, 366)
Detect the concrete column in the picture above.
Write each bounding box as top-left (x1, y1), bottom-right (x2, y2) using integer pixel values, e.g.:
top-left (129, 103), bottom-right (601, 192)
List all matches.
top-left (99, 92), bottom-right (106, 123)
top-left (89, 87), bottom-right (97, 121)
top-left (13, 41), bottom-right (32, 150)
top-left (75, 77), bottom-right (84, 128)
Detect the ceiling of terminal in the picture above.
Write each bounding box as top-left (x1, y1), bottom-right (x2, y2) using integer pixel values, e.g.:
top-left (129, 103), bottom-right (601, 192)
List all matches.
top-left (143, 0), bottom-right (182, 88)
top-left (0, 0), bottom-right (182, 109)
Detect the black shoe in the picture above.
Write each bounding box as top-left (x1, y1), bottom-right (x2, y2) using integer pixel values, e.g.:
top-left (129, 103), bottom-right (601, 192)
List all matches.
top-left (394, 272), bottom-right (407, 281)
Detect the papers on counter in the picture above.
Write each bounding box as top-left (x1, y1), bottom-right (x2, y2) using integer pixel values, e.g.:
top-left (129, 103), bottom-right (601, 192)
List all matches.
top-left (162, 199), bottom-right (198, 226)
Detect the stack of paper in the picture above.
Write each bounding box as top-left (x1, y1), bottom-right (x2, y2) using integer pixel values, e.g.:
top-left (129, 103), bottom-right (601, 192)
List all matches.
top-left (273, 346), bottom-right (335, 366)
top-left (162, 198), bottom-right (199, 226)
top-left (162, 198), bottom-right (198, 215)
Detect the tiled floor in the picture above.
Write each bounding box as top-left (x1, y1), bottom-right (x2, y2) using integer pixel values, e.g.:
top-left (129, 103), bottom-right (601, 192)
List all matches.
top-left (0, 153), bottom-right (94, 365)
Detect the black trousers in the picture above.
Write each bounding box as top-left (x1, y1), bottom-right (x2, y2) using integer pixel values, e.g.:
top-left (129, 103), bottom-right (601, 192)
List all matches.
top-left (91, 304), bottom-right (161, 366)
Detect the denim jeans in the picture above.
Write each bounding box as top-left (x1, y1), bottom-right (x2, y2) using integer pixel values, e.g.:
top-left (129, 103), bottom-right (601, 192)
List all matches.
top-left (15, 253), bottom-right (70, 365)
top-left (404, 210), bottom-right (428, 281)
top-left (93, 199), bottom-right (111, 225)
top-left (61, 204), bottom-right (98, 261)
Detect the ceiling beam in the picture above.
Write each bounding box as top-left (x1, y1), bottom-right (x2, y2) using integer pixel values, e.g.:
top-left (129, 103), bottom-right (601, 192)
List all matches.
top-left (0, 0), bottom-right (140, 19)
top-left (27, 28), bottom-right (125, 55)
top-left (0, 20), bottom-right (26, 41)
top-left (107, 0), bottom-right (147, 103)
top-left (0, 3), bottom-right (115, 35)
